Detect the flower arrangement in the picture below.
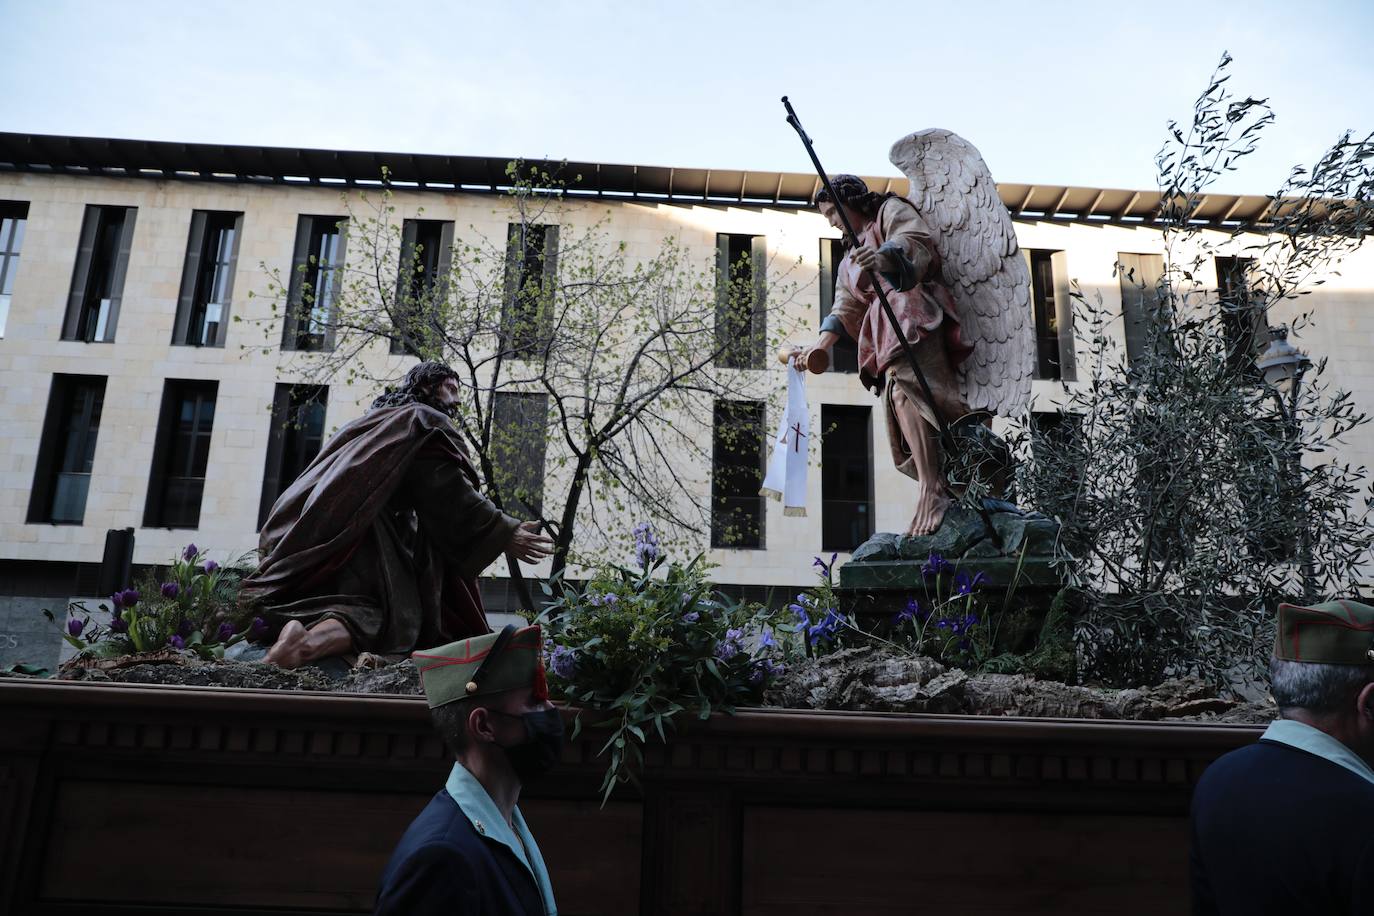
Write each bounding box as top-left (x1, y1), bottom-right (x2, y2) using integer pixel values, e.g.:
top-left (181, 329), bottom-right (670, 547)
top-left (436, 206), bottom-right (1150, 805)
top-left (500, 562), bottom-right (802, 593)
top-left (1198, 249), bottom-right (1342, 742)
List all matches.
top-left (538, 524), bottom-right (790, 802)
top-left (48, 544), bottom-right (262, 661)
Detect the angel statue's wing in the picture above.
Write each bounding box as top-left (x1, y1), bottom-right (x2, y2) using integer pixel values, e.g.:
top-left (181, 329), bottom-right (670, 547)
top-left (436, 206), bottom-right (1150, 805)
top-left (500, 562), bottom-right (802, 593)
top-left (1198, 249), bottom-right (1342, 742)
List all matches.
top-left (889, 129), bottom-right (1033, 418)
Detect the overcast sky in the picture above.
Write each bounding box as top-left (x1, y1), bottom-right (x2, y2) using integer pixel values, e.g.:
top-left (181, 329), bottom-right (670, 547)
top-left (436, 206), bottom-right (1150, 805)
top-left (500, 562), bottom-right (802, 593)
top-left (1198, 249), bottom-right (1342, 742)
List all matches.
top-left (2, 0), bottom-right (1370, 194)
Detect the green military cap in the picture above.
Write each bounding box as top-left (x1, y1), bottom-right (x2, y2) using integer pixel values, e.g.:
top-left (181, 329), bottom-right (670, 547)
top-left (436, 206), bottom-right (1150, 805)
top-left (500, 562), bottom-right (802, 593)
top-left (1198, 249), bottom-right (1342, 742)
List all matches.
top-left (1274, 600), bottom-right (1374, 665)
top-left (412, 624), bottom-right (549, 709)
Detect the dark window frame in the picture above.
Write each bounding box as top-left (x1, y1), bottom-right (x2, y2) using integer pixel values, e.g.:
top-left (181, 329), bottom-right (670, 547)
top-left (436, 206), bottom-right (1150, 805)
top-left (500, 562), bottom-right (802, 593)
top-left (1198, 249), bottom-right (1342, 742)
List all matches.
top-left (715, 233), bottom-right (767, 370)
top-left (143, 379), bottom-right (218, 529)
top-left (392, 219), bottom-right (455, 356)
top-left (501, 222), bottom-right (559, 359)
top-left (818, 238), bottom-right (859, 374)
top-left (173, 210), bottom-right (243, 348)
top-left (0, 200), bottom-right (29, 339)
top-left (61, 205), bottom-right (138, 343)
top-left (258, 384), bottom-right (328, 529)
top-left (1216, 255), bottom-right (1267, 378)
top-left (26, 374), bottom-right (107, 525)
top-left (282, 215), bottom-right (347, 352)
top-left (490, 391), bottom-right (549, 521)
top-left (820, 404), bottom-right (874, 552)
top-left (710, 399), bottom-right (766, 549)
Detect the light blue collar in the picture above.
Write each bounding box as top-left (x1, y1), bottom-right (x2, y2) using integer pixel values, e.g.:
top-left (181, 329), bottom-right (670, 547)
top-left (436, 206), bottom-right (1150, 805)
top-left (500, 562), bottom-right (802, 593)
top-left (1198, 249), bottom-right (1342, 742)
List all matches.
top-left (1261, 718), bottom-right (1374, 787)
top-left (445, 763), bottom-right (557, 916)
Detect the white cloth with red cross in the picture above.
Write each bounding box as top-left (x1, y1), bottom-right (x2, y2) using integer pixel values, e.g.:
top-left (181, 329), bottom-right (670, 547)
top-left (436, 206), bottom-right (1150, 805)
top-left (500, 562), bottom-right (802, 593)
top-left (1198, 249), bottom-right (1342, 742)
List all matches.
top-left (759, 364), bottom-right (809, 517)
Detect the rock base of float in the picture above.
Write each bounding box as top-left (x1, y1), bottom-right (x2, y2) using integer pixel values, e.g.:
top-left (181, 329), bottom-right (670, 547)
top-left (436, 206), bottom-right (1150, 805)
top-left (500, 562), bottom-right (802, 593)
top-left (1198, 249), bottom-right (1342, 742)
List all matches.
top-left (765, 646), bottom-right (1275, 724)
top-left (18, 653), bottom-right (426, 696)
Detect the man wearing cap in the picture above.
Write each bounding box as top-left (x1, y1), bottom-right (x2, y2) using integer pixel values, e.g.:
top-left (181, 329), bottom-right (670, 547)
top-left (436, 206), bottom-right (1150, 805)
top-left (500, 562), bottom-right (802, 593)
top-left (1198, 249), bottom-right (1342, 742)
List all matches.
top-left (1190, 600), bottom-right (1374, 914)
top-left (375, 625), bottom-right (562, 916)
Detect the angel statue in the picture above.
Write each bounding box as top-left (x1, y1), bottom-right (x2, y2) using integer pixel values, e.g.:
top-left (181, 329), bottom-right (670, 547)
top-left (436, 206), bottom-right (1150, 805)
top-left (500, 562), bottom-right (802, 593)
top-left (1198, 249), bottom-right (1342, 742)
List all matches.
top-left (794, 130), bottom-right (1033, 536)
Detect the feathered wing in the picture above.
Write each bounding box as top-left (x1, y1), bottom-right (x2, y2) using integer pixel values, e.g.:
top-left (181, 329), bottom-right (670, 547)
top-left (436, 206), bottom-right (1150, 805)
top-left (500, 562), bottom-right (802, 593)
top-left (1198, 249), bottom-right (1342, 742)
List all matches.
top-left (889, 129), bottom-right (1033, 418)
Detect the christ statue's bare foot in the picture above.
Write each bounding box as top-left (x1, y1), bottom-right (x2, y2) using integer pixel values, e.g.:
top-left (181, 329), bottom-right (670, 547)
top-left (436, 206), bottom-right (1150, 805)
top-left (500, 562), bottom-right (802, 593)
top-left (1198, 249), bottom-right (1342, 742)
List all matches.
top-left (905, 484), bottom-right (950, 537)
top-left (263, 618), bottom-right (353, 669)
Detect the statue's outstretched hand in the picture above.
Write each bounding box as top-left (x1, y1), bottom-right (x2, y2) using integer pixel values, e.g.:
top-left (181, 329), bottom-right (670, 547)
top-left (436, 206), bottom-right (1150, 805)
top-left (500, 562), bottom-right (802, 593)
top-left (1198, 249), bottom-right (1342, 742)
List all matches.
top-left (793, 331), bottom-right (840, 373)
top-left (508, 520), bottom-right (554, 564)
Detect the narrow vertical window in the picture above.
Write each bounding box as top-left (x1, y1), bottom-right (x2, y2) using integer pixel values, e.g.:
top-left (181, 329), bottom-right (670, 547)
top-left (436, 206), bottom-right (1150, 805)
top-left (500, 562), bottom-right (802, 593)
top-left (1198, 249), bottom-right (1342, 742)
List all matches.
top-left (62, 206), bottom-right (138, 343)
top-left (821, 404), bottom-right (873, 551)
top-left (502, 223), bottom-right (558, 358)
top-left (715, 234), bottom-right (766, 369)
top-left (1117, 252), bottom-right (1167, 367)
top-left (282, 216), bottom-right (346, 352)
top-left (818, 238), bottom-right (859, 373)
top-left (258, 384), bottom-right (328, 528)
top-left (711, 400), bottom-right (766, 548)
top-left (1216, 256), bottom-right (1264, 376)
top-left (1024, 249), bottom-right (1077, 381)
top-left (173, 211), bottom-right (242, 347)
top-left (392, 219), bottom-right (454, 356)
top-left (27, 374), bottom-right (107, 524)
top-left (0, 201), bottom-right (29, 338)
top-left (491, 391), bottom-right (548, 520)
top-left (144, 380), bottom-right (218, 529)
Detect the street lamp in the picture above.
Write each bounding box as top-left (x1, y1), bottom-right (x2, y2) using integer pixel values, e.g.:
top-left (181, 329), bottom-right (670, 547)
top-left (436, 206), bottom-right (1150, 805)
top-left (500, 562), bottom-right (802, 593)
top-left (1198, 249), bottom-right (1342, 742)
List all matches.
top-left (1255, 325), bottom-right (1315, 601)
top-left (1255, 326), bottom-right (1312, 401)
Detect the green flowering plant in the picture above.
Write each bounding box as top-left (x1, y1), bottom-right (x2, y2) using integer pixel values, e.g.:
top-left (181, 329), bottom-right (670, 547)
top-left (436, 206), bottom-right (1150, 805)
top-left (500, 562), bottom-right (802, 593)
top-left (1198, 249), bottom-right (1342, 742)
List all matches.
top-left (536, 524), bottom-right (790, 803)
top-left (46, 543), bottom-right (265, 661)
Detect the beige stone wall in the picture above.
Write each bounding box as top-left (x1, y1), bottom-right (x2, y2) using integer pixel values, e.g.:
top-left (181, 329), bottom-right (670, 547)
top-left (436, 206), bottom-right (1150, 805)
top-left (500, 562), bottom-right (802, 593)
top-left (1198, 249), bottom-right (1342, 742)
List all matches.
top-left (1, 171), bottom-right (1370, 587)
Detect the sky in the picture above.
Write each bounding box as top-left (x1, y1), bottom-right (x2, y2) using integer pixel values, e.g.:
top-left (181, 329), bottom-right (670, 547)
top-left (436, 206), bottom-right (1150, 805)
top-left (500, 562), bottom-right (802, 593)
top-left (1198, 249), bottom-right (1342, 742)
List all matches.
top-left (2, 0), bottom-right (1371, 195)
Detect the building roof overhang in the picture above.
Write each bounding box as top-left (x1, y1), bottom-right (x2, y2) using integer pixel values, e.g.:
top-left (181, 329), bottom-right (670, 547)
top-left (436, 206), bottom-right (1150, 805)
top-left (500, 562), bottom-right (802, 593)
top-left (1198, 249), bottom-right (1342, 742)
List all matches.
top-left (0, 131), bottom-right (1284, 229)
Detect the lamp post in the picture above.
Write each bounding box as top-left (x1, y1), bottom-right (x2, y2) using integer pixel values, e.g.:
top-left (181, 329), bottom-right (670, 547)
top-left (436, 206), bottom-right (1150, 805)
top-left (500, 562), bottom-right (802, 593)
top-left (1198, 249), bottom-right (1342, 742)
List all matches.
top-left (1256, 326), bottom-right (1315, 600)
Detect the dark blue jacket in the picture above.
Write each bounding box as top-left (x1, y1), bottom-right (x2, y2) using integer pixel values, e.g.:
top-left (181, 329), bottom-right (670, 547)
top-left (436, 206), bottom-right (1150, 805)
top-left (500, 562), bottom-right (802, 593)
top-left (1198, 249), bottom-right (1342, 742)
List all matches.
top-left (375, 790), bottom-right (544, 916)
top-left (1190, 738), bottom-right (1374, 915)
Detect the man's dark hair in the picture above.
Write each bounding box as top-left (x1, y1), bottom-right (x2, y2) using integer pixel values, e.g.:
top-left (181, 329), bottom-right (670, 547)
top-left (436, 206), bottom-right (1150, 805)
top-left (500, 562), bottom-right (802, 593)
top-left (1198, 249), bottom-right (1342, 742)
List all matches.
top-left (430, 698), bottom-right (475, 756)
top-left (370, 361), bottom-right (460, 416)
top-left (814, 174), bottom-right (890, 222)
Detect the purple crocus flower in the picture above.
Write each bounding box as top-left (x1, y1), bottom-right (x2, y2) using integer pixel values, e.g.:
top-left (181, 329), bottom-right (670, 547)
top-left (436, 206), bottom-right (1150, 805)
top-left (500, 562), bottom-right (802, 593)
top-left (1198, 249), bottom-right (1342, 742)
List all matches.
top-left (249, 617), bottom-right (269, 640)
top-left (548, 645), bottom-right (577, 680)
top-left (183, 544), bottom-right (199, 561)
top-left (202, 560), bottom-right (220, 574)
top-left (109, 592), bottom-right (124, 610)
top-left (160, 582), bottom-right (180, 599)
top-left (168, 634), bottom-right (186, 650)
top-left (177, 618), bottom-right (194, 638)
top-left (682, 611), bottom-right (700, 624)
top-left (118, 588), bottom-right (139, 608)
top-left (216, 622), bottom-right (236, 643)
top-left (67, 616), bottom-right (86, 638)
top-left (109, 616), bottom-right (129, 634)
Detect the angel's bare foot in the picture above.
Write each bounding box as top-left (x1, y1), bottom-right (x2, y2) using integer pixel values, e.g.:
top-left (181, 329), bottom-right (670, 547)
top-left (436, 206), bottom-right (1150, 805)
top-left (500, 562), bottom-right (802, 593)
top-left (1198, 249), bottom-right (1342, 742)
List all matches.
top-left (263, 618), bottom-right (353, 669)
top-left (905, 485), bottom-right (950, 537)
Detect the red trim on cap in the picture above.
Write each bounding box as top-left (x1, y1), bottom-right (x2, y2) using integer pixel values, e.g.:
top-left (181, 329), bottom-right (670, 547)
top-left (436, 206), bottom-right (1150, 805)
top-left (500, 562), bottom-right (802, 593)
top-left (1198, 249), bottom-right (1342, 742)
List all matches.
top-left (1289, 616), bottom-right (1374, 661)
top-left (413, 635), bottom-right (543, 675)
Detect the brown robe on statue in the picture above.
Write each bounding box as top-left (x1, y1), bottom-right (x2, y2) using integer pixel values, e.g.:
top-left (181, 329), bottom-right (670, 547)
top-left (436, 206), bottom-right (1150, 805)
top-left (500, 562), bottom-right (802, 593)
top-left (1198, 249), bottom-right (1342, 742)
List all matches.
top-left (828, 196), bottom-right (976, 481)
top-left (240, 402), bottom-right (520, 658)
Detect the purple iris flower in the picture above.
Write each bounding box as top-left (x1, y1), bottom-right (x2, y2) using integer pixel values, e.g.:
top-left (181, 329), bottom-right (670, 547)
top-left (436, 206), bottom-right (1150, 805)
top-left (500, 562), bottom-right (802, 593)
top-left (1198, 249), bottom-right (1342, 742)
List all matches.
top-left (548, 645), bottom-right (577, 679)
top-left (954, 571), bottom-right (987, 596)
top-left (758, 627), bottom-right (777, 651)
top-left (893, 598), bottom-right (928, 626)
top-left (714, 627), bottom-right (745, 661)
top-left (183, 544), bottom-right (199, 561)
top-left (921, 552), bottom-right (954, 579)
top-left (812, 552), bottom-right (839, 582)
top-left (168, 634), bottom-right (186, 650)
top-left (161, 582), bottom-right (180, 599)
top-left (216, 622), bottom-right (236, 643)
top-left (807, 610), bottom-right (844, 646)
top-left (202, 560), bottom-right (220, 574)
top-left (66, 616), bottom-right (86, 638)
top-left (249, 617), bottom-right (269, 640)
top-left (749, 657), bottom-right (784, 686)
top-left (632, 522), bottom-right (662, 568)
top-left (682, 611), bottom-right (700, 624)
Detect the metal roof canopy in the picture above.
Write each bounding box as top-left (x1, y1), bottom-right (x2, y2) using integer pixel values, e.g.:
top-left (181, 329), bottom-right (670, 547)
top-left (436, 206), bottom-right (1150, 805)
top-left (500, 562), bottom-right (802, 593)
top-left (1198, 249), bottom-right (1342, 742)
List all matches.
top-left (0, 131), bottom-right (1284, 229)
